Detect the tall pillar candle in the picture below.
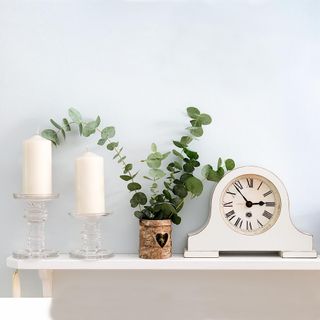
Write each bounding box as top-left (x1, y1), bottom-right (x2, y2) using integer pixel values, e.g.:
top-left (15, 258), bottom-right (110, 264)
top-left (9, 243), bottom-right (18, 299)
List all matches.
top-left (75, 151), bottom-right (105, 214)
top-left (22, 134), bottom-right (52, 195)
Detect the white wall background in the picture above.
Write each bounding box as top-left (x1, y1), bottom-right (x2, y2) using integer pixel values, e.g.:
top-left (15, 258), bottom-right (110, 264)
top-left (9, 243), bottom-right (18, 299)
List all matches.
top-left (1, 0), bottom-right (320, 300)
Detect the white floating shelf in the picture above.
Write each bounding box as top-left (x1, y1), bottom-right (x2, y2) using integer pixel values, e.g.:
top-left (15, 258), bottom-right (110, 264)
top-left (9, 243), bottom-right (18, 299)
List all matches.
top-left (6, 254), bottom-right (320, 271)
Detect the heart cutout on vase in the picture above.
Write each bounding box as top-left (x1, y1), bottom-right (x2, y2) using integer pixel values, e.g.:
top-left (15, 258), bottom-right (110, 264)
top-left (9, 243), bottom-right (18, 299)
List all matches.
top-left (156, 233), bottom-right (169, 248)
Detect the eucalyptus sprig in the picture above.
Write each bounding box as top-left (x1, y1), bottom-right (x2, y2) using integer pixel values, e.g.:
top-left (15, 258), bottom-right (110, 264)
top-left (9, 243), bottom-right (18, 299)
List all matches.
top-left (42, 108), bottom-right (144, 212)
top-left (41, 106), bottom-right (235, 225)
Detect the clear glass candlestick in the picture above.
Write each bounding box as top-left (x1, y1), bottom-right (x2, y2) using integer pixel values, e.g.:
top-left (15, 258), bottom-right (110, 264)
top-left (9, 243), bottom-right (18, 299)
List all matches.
top-left (13, 193), bottom-right (59, 259)
top-left (69, 212), bottom-right (113, 259)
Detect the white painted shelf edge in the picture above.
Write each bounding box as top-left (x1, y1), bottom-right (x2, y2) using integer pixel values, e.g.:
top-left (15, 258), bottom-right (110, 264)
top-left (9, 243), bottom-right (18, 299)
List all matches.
top-left (6, 254), bottom-right (320, 271)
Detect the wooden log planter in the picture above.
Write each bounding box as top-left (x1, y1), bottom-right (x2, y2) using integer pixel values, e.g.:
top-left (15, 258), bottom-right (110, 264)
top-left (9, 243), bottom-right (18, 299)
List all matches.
top-left (139, 219), bottom-right (172, 259)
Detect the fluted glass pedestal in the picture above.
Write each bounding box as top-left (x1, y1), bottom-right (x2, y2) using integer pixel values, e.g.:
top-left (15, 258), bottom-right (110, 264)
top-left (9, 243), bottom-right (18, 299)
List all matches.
top-left (69, 213), bottom-right (113, 259)
top-left (13, 193), bottom-right (59, 259)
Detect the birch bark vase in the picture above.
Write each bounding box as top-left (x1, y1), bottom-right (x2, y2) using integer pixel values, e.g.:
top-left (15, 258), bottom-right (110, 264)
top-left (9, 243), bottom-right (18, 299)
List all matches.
top-left (139, 219), bottom-right (172, 259)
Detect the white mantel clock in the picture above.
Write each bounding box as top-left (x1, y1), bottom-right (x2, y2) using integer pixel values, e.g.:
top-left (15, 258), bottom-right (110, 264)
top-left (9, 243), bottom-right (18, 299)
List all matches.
top-left (184, 166), bottom-right (317, 258)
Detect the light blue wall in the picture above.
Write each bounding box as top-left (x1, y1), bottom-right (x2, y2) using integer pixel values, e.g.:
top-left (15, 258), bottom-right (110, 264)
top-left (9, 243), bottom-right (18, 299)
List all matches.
top-left (1, 0), bottom-right (320, 297)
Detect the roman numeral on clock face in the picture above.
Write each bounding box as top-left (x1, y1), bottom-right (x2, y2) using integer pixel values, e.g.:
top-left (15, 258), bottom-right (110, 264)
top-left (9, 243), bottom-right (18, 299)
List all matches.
top-left (257, 181), bottom-right (263, 190)
top-left (226, 191), bottom-right (236, 197)
top-left (234, 180), bottom-right (243, 190)
top-left (234, 217), bottom-right (242, 228)
top-left (265, 202), bottom-right (275, 207)
top-left (257, 219), bottom-right (263, 227)
top-left (246, 178), bottom-right (254, 188)
top-left (246, 221), bottom-right (252, 230)
top-left (263, 210), bottom-right (273, 220)
top-left (225, 210), bottom-right (235, 219)
top-left (263, 190), bottom-right (273, 197)
top-left (223, 201), bottom-right (233, 207)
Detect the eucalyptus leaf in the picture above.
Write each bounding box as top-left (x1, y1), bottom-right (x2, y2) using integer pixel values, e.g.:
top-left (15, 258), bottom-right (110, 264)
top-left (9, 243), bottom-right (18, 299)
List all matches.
top-left (107, 142), bottom-right (119, 150)
top-left (63, 118), bottom-right (71, 131)
top-left (131, 172), bottom-right (138, 179)
top-left (183, 148), bottom-right (199, 160)
top-left (95, 116), bottom-right (101, 127)
top-left (127, 182), bottom-right (142, 191)
top-left (120, 175), bottom-right (132, 181)
top-left (171, 197), bottom-right (184, 212)
top-left (190, 159), bottom-right (200, 167)
top-left (173, 141), bottom-right (184, 148)
top-left (189, 126), bottom-right (203, 137)
top-left (124, 164), bottom-right (133, 173)
top-left (167, 163), bottom-right (175, 172)
top-left (161, 152), bottom-right (170, 160)
top-left (217, 166), bottom-right (225, 179)
top-left (201, 164), bottom-right (213, 179)
top-left (146, 154), bottom-right (161, 169)
top-left (68, 108), bottom-right (82, 124)
top-left (50, 119), bottom-right (62, 130)
top-left (206, 168), bottom-right (221, 182)
top-left (41, 129), bottom-right (59, 145)
top-left (163, 189), bottom-right (172, 200)
top-left (118, 156), bottom-right (126, 163)
top-left (187, 106), bottom-right (200, 119)
top-left (183, 163), bottom-right (195, 173)
top-left (130, 192), bottom-right (147, 207)
top-left (134, 211), bottom-right (145, 219)
top-left (173, 149), bottom-right (184, 159)
top-left (225, 159), bottom-right (235, 171)
top-left (61, 128), bottom-right (66, 139)
top-left (151, 143), bottom-right (157, 152)
top-left (149, 168), bottom-right (166, 180)
top-left (180, 136), bottom-right (193, 146)
top-left (97, 138), bottom-right (107, 146)
top-left (101, 126), bottom-right (115, 139)
top-left (180, 173), bottom-right (192, 183)
top-left (171, 214), bottom-right (181, 225)
top-left (185, 176), bottom-right (203, 196)
top-left (164, 181), bottom-right (171, 190)
top-left (198, 113), bottom-right (212, 125)
top-left (173, 184), bottom-right (188, 198)
top-left (174, 161), bottom-right (182, 170)
top-left (83, 121), bottom-right (97, 137)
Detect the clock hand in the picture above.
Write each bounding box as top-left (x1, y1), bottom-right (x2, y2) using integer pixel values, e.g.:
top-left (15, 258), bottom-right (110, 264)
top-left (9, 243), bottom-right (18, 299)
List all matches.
top-left (233, 185), bottom-right (252, 207)
top-left (251, 201), bottom-right (265, 206)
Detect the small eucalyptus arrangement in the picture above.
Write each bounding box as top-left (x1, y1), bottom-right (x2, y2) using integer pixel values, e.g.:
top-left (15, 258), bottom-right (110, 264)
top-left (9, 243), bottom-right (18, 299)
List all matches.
top-left (42, 107), bottom-right (235, 226)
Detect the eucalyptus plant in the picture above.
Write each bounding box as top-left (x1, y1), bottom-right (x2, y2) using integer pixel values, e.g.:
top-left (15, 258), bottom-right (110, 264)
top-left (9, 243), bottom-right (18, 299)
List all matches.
top-left (42, 107), bottom-right (235, 224)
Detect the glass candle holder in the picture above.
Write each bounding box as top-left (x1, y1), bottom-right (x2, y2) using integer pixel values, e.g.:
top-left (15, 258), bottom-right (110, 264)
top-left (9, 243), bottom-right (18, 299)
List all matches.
top-left (69, 212), bottom-right (113, 259)
top-left (13, 193), bottom-right (59, 259)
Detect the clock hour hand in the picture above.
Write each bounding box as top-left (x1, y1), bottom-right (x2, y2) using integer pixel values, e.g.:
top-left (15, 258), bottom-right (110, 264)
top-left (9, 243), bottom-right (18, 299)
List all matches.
top-left (251, 201), bottom-right (265, 206)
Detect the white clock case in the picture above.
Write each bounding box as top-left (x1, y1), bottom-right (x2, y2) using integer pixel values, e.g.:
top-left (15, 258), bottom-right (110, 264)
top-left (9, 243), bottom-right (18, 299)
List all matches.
top-left (184, 166), bottom-right (317, 258)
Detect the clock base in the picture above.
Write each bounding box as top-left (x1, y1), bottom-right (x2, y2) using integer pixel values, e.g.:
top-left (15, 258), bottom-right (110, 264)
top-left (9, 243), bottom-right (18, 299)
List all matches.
top-left (184, 250), bottom-right (318, 258)
top-left (280, 250), bottom-right (317, 258)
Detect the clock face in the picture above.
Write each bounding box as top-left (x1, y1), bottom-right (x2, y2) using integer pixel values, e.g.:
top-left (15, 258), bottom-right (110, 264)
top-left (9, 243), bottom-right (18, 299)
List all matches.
top-left (220, 174), bottom-right (281, 235)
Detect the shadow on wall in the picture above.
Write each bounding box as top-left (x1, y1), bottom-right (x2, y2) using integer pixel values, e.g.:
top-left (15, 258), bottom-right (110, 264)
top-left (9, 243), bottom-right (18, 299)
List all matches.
top-left (50, 270), bottom-right (320, 320)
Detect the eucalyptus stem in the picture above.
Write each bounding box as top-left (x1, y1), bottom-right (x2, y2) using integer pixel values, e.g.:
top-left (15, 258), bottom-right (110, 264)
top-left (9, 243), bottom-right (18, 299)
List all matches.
top-left (41, 106), bottom-right (235, 225)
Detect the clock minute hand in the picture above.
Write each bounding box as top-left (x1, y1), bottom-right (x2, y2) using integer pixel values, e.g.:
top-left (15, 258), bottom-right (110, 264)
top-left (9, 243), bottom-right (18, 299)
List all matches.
top-left (234, 185), bottom-right (249, 203)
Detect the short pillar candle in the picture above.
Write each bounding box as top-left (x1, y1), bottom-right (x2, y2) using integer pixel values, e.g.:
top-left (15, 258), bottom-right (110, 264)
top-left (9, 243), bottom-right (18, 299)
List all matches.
top-left (75, 151), bottom-right (105, 214)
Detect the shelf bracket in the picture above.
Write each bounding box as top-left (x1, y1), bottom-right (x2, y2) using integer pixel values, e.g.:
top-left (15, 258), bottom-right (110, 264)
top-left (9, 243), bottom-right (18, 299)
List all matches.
top-left (38, 269), bottom-right (53, 297)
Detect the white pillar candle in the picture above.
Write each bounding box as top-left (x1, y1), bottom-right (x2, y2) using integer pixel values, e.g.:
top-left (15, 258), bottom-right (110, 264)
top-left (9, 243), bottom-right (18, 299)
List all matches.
top-left (75, 151), bottom-right (105, 214)
top-left (22, 134), bottom-right (52, 195)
